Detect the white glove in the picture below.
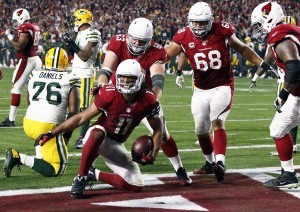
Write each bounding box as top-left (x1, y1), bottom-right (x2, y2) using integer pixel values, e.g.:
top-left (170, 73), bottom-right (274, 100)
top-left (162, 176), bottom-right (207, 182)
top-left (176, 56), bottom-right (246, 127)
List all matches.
top-left (274, 96), bottom-right (284, 113)
top-left (176, 75), bottom-right (184, 88)
top-left (5, 29), bottom-right (13, 41)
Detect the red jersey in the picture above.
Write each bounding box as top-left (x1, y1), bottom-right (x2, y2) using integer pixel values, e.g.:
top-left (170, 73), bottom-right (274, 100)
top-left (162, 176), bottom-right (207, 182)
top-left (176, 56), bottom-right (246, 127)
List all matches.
top-left (16, 22), bottom-right (41, 59)
top-left (268, 24), bottom-right (300, 96)
top-left (173, 21), bottom-right (235, 89)
top-left (107, 34), bottom-right (167, 87)
top-left (93, 84), bottom-right (159, 143)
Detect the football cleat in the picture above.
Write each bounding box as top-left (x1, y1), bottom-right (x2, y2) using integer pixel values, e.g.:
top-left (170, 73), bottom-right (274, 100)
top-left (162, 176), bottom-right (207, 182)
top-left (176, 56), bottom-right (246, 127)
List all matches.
top-left (3, 148), bottom-right (21, 177)
top-left (87, 166), bottom-right (97, 182)
top-left (0, 118), bottom-right (15, 127)
top-left (193, 161), bottom-right (214, 174)
top-left (212, 161), bottom-right (226, 183)
top-left (71, 175), bottom-right (88, 198)
top-left (293, 145), bottom-right (297, 153)
top-left (264, 171), bottom-right (299, 189)
top-left (74, 137), bottom-right (83, 149)
top-left (176, 167), bottom-right (192, 186)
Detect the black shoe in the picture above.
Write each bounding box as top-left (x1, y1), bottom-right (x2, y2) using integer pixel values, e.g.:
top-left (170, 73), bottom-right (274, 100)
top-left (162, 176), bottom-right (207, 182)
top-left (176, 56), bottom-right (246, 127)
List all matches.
top-left (0, 118), bottom-right (15, 127)
top-left (87, 166), bottom-right (97, 182)
top-left (176, 167), bottom-right (192, 186)
top-left (212, 161), bottom-right (226, 183)
top-left (193, 161), bottom-right (214, 174)
top-left (74, 137), bottom-right (83, 149)
top-left (70, 175), bottom-right (88, 198)
top-left (3, 148), bottom-right (21, 177)
top-left (264, 171), bottom-right (299, 189)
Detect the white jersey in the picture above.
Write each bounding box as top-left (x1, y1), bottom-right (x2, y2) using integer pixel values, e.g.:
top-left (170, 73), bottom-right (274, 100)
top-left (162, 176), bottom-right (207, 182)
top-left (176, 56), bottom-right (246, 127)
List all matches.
top-left (72, 28), bottom-right (102, 78)
top-left (26, 69), bottom-right (80, 124)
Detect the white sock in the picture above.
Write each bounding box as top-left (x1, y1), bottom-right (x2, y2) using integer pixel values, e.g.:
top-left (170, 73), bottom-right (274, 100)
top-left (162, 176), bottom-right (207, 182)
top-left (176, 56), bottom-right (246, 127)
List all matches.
top-left (215, 154), bottom-right (225, 165)
top-left (168, 155), bottom-right (183, 171)
top-left (204, 153), bottom-right (215, 164)
top-left (19, 153), bottom-right (34, 168)
top-left (9, 105), bottom-right (18, 121)
top-left (281, 158), bottom-right (294, 173)
top-left (95, 168), bottom-right (101, 181)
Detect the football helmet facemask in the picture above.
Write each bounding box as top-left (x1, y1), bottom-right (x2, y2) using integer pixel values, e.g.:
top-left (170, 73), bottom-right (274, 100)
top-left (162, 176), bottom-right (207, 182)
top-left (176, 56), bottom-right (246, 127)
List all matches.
top-left (45, 47), bottom-right (69, 71)
top-left (188, 2), bottom-right (214, 38)
top-left (251, 2), bottom-right (284, 42)
top-left (72, 9), bottom-right (93, 32)
top-left (116, 59), bottom-right (145, 94)
top-left (126, 18), bottom-right (153, 55)
top-left (12, 8), bottom-right (30, 28)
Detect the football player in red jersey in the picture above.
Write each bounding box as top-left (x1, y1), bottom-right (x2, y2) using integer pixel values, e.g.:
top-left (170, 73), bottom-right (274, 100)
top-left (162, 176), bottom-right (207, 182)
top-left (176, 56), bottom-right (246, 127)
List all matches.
top-left (96, 17), bottom-right (192, 186)
top-left (0, 8), bottom-right (42, 127)
top-left (251, 1), bottom-right (299, 189)
top-left (166, 2), bottom-right (274, 183)
top-left (36, 59), bottom-right (163, 198)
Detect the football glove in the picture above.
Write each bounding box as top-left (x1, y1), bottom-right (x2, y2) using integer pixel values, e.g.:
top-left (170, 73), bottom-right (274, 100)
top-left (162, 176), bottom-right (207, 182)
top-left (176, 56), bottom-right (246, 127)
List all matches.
top-left (133, 153), bottom-right (154, 166)
top-left (249, 81), bottom-right (256, 92)
top-left (5, 29), bottom-right (13, 41)
top-left (90, 84), bottom-right (103, 96)
top-left (63, 33), bottom-right (80, 54)
top-left (35, 131), bottom-right (54, 146)
top-left (0, 70), bottom-right (3, 80)
top-left (260, 61), bottom-right (279, 79)
top-left (274, 88), bottom-right (290, 113)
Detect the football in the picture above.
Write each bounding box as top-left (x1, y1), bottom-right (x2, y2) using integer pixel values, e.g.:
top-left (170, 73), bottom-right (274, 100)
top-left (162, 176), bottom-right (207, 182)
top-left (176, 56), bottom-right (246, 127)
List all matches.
top-left (131, 135), bottom-right (153, 161)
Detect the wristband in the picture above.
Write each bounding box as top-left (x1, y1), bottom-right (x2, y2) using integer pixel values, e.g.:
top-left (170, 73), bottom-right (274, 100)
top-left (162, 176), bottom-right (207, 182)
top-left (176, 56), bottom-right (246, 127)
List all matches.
top-left (176, 70), bottom-right (183, 76)
top-left (279, 88), bottom-right (290, 101)
top-left (260, 61), bottom-right (271, 70)
top-left (7, 34), bottom-right (13, 41)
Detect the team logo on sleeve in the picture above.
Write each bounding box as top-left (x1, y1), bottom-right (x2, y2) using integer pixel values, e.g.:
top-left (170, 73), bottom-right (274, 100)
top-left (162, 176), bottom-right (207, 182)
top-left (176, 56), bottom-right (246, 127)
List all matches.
top-left (188, 42), bottom-right (195, 49)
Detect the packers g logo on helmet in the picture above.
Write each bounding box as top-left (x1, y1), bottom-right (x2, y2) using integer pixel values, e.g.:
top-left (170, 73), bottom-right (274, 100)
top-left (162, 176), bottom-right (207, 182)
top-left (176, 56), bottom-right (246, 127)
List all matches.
top-left (45, 47), bottom-right (69, 71)
top-left (73, 9), bottom-right (93, 32)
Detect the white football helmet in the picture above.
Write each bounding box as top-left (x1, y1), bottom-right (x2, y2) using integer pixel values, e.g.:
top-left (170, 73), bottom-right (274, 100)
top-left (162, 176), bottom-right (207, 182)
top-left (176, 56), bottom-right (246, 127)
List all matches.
top-left (188, 2), bottom-right (214, 38)
top-left (12, 8), bottom-right (30, 28)
top-left (251, 2), bottom-right (284, 42)
top-left (116, 59), bottom-right (145, 94)
top-left (126, 18), bottom-right (153, 55)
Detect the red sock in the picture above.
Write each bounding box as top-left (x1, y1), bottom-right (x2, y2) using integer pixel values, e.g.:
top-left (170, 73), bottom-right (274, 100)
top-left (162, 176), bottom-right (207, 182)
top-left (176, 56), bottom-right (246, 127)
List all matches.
top-left (99, 172), bottom-right (142, 192)
top-left (11, 93), bottom-right (21, 106)
top-left (198, 135), bottom-right (213, 155)
top-left (160, 136), bottom-right (178, 157)
top-left (213, 129), bottom-right (227, 155)
top-left (78, 128), bottom-right (103, 176)
top-left (275, 133), bottom-right (293, 161)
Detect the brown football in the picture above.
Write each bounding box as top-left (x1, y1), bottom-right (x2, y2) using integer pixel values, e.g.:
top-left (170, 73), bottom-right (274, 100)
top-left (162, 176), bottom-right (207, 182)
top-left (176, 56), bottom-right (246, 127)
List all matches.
top-left (131, 135), bottom-right (153, 161)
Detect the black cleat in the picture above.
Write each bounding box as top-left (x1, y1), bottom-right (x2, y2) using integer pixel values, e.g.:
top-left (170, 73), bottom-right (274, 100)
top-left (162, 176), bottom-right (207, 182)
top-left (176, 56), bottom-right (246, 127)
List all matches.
top-left (74, 137), bottom-right (83, 149)
top-left (3, 148), bottom-right (21, 177)
top-left (0, 118), bottom-right (15, 127)
top-left (176, 167), bottom-right (192, 186)
top-left (70, 175), bottom-right (88, 198)
top-left (87, 166), bottom-right (97, 182)
top-left (212, 161), bottom-right (226, 183)
top-left (264, 171), bottom-right (299, 189)
top-left (193, 161), bottom-right (214, 174)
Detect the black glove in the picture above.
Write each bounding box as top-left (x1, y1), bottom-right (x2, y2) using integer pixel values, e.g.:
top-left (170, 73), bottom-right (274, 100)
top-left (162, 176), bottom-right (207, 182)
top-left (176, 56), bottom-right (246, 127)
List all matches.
top-left (274, 88), bottom-right (290, 113)
top-left (260, 62), bottom-right (279, 79)
top-left (63, 33), bottom-right (80, 54)
top-left (35, 131), bottom-right (54, 146)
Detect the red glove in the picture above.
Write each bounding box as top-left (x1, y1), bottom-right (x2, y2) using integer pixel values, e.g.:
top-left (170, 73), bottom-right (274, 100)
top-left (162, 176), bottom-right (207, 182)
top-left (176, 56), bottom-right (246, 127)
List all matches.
top-left (35, 131), bottom-right (54, 146)
top-left (0, 70), bottom-right (3, 80)
top-left (139, 153), bottom-right (154, 166)
top-left (90, 85), bottom-right (102, 96)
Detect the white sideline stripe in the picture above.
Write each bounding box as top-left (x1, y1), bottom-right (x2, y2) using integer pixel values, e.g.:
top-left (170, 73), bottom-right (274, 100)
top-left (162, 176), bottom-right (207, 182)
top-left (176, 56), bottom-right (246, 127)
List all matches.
top-left (0, 144), bottom-right (286, 161)
top-left (1, 165), bottom-right (300, 197)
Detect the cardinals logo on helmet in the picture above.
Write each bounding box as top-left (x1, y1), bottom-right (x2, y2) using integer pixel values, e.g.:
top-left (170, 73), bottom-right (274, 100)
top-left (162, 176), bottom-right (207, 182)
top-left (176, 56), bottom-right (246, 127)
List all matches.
top-left (17, 9), bottom-right (23, 16)
top-left (261, 2), bottom-right (272, 17)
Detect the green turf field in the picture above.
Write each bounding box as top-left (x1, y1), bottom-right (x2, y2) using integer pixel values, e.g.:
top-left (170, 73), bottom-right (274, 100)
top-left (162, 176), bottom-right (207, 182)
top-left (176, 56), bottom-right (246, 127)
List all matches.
top-left (0, 67), bottom-right (298, 191)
